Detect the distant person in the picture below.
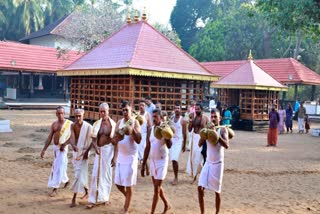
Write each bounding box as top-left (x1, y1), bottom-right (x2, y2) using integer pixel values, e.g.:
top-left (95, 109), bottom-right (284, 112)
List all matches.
top-left (209, 97), bottom-right (216, 111)
top-left (278, 105), bottom-right (286, 134)
top-left (216, 100), bottom-right (222, 115)
top-left (297, 102), bottom-right (306, 133)
top-left (145, 96), bottom-right (156, 114)
top-left (285, 103), bottom-right (293, 133)
top-left (267, 105), bottom-right (280, 147)
top-left (305, 115), bottom-right (310, 134)
top-left (221, 104), bottom-right (232, 125)
top-left (155, 101), bottom-right (162, 110)
top-left (294, 100), bottom-right (300, 112)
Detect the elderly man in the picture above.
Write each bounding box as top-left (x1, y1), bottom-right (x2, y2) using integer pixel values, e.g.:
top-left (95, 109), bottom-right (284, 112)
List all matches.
top-left (114, 100), bottom-right (142, 214)
top-left (170, 102), bottom-right (187, 185)
top-left (141, 109), bottom-right (172, 214)
top-left (69, 109), bottom-right (93, 207)
top-left (198, 108), bottom-right (229, 214)
top-left (84, 103), bottom-right (117, 209)
top-left (187, 103), bottom-right (209, 183)
top-left (40, 106), bottom-right (73, 197)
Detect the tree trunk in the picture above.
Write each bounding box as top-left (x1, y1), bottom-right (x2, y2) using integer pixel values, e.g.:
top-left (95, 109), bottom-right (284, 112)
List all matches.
top-left (263, 31), bottom-right (272, 58)
top-left (293, 31), bottom-right (302, 59)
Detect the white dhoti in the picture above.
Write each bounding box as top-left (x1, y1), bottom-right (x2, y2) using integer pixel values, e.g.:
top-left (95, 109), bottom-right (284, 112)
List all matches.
top-left (170, 136), bottom-right (183, 161)
top-left (150, 158), bottom-right (169, 180)
top-left (138, 133), bottom-right (147, 161)
top-left (88, 144), bottom-right (114, 204)
top-left (71, 121), bottom-right (92, 193)
top-left (48, 144), bottom-right (69, 188)
top-left (71, 154), bottom-right (89, 193)
top-left (187, 133), bottom-right (203, 178)
top-left (115, 159), bottom-right (138, 187)
top-left (198, 161), bottom-right (224, 193)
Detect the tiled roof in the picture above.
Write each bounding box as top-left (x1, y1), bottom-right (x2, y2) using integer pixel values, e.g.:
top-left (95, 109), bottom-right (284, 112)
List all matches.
top-left (0, 41), bottom-right (82, 73)
top-left (64, 21), bottom-right (215, 79)
top-left (20, 14), bottom-right (71, 42)
top-left (202, 58), bottom-right (320, 85)
top-left (212, 60), bottom-right (287, 91)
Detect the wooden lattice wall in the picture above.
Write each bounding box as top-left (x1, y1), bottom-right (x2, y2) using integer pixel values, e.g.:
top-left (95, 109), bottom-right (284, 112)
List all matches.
top-left (218, 88), bottom-right (279, 121)
top-left (70, 75), bottom-right (205, 121)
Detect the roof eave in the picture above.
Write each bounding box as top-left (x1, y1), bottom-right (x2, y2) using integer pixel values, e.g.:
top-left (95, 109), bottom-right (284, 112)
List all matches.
top-left (57, 68), bottom-right (219, 81)
top-left (211, 84), bottom-right (288, 91)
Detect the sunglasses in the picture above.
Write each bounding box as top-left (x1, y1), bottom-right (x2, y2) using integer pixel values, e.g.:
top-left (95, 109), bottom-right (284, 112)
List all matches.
top-left (122, 109), bottom-right (129, 112)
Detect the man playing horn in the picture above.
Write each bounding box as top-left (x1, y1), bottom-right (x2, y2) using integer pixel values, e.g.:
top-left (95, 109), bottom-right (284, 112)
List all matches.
top-left (84, 102), bottom-right (117, 209)
top-left (170, 102), bottom-right (187, 185)
top-left (141, 109), bottom-right (172, 214)
top-left (69, 109), bottom-right (93, 207)
top-left (187, 103), bottom-right (209, 183)
top-left (198, 108), bottom-right (229, 214)
top-left (40, 106), bottom-right (73, 197)
top-left (114, 100), bottom-right (142, 214)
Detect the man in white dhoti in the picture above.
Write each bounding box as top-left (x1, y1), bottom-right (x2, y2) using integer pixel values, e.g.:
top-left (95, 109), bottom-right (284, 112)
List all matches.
top-left (170, 102), bottom-right (187, 185)
top-left (83, 103), bottom-right (117, 209)
top-left (114, 100), bottom-right (141, 214)
top-left (187, 103), bottom-right (209, 183)
top-left (198, 108), bottom-right (229, 214)
top-left (40, 106), bottom-right (73, 197)
top-left (141, 108), bottom-right (172, 214)
top-left (137, 100), bottom-right (152, 165)
top-left (69, 109), bottom-right (93, 207)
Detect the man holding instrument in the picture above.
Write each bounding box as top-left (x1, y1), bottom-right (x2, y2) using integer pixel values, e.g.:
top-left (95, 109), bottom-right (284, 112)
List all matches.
top-left (198, 108), bottom-right (229, 214)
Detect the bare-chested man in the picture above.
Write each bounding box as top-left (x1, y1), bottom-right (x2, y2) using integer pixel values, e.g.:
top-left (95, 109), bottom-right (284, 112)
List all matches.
top-left (141, 109), bottom-right (172, 214)
top-left (40, 106), bottom-right (73, 197)
top-left (170, 102), bottom-right (187, 185)
top-left (114, 100), bottom-right (141, 214)
top-left (187, 103), bottom-right (209, 183)
top-left (84, 103), bottom-right (117, 209)
top-left (69, 109), bottom-right (93, 207)
top-left (198, 108), bottom-right (229, 214)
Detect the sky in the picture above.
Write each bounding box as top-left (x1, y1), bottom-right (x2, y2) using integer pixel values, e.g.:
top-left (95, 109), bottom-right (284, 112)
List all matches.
top-left (131, 0), bottom-right (177, 26)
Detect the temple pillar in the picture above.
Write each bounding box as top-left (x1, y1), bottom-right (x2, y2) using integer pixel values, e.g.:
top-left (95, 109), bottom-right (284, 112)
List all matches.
top-left (29, 74), bottom-right (34, 98)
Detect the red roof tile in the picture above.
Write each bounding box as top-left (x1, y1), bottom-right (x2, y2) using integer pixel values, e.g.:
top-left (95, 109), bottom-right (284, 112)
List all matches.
top-left (65, 21), bottom-right (214, 77)
top-left (0, 41), bottom-right (82, 73)
top-left (212, 60), bottom-right (287, 90)
top-left (202, 58), bottom-right (320, 85)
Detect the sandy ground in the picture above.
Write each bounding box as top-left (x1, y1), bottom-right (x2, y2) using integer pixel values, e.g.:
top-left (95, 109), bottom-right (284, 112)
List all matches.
top-left (0, 109), bottom-right (320, 214)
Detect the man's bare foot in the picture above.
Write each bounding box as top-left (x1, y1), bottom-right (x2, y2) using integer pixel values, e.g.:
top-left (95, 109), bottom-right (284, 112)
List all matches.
top-left (171, 179), bottom-right (178, 185)
top-left (70, 202), bottom-right (77, 208)
top-left (86, 203), bottom-right (95, 209)
top-left (49, 189), bottom-right (58, 197)
top-left (63, 181), bottom-right (70, 188)
top-left (162, 204), bottom-right (172, 214)
top-left (86, 201), bottom-right (111, 209)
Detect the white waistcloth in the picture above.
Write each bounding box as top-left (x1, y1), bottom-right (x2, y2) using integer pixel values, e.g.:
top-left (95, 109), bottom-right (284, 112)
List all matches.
top-left (88, 144), bottom-right (114, 203)
top-left (186, 133), bottom-right (203, 178)
top-left (48, 144), bottom-right (69, 188)
top-left (71, 121), bottom-right (92, 193)
top-left (150, 158), bottom-right (169, 180)
top-left (170, 117), bottom-right (183, 161)
top-left (198, 161), bottom-right (224, 193)
top-left (138, 132), bottom-right (147, 160)
top-left (114, 160), bottom-right (138, 187)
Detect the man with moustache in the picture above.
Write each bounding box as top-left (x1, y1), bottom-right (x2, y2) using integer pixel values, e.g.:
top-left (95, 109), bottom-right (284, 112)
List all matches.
top-left (198, 108), bottom-right (229, 214)
top-left (69, 109), bottom-right (93, 207)
top-left (84, 103), bottom-right (117, 209)
top-left (114, 100), bottom-right (142, 214)
top-left (141, 109), bottom-right (172, 214)
top-left (40, 106), bottom-right (73, 196)
top-left (137, 100), bottom-right (152, 162)
top-left (170, 102), bottom-right (187, 185)
top-left (187, 103), bottom-right (209, 183)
